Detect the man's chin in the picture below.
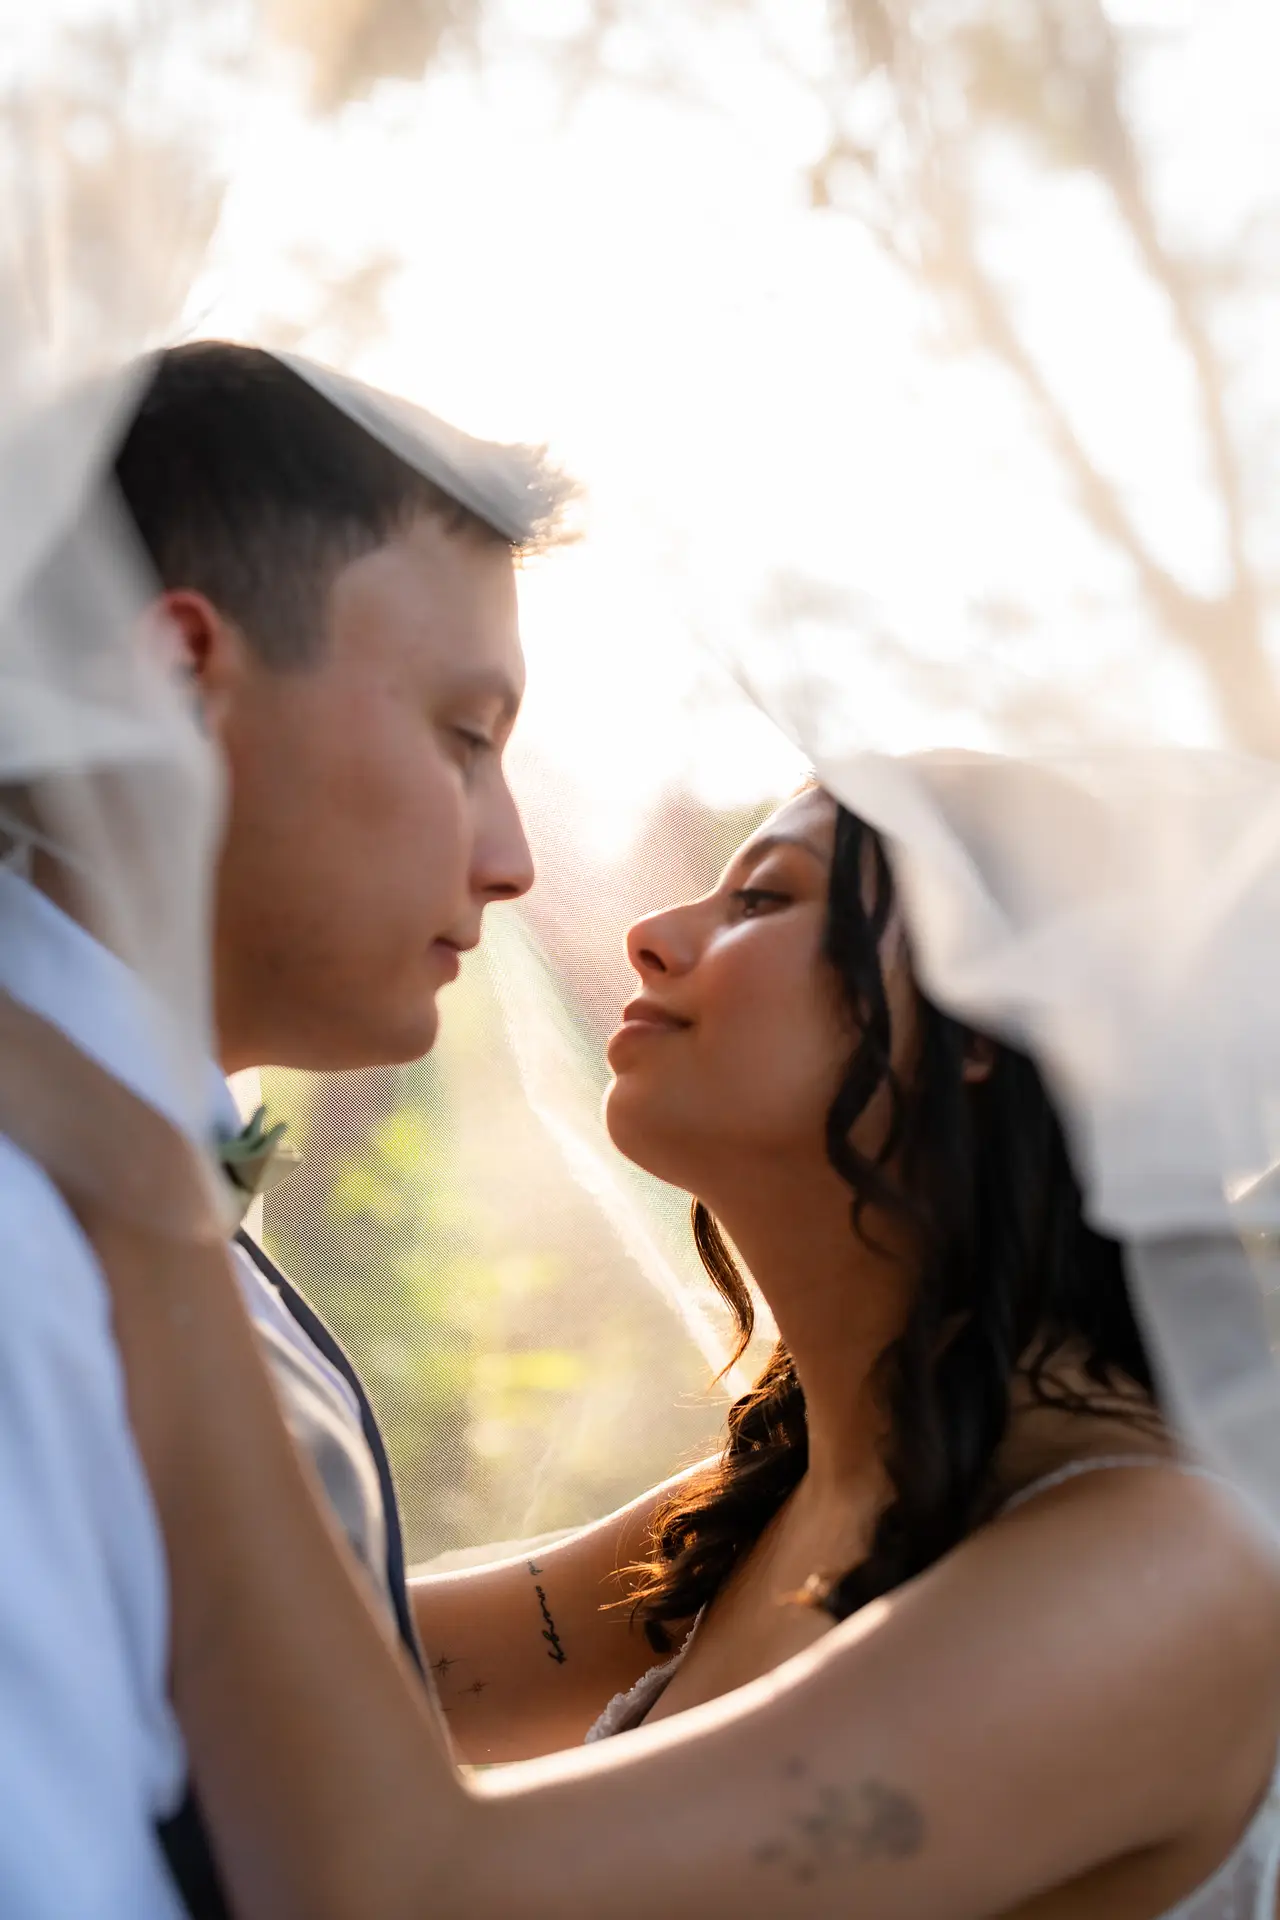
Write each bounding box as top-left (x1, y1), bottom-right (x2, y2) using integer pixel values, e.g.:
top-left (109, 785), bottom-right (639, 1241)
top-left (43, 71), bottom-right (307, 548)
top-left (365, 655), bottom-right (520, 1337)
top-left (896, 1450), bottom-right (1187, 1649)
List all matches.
top-left (242, 997), bottom-right (442, 1075)
top-left (336, 977), bottom-right (446, 1070)
top-left (375, 996), bottom-right (442, 1067)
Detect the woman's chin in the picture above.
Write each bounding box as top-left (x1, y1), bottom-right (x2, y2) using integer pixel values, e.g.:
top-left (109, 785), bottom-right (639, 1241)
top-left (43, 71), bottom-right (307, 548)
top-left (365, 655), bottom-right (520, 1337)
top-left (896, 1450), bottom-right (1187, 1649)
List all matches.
top-left (602, 1080), bottom-right (695, 1189)
top-left (601, 1076), bottom-right (639, 1156)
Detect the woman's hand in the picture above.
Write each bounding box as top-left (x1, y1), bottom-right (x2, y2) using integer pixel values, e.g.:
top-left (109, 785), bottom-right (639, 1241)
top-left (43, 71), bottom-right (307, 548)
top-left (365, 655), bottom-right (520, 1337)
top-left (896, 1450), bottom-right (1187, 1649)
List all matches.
top-left (0, 989), bottom-right (231, 1515)
top-left (0, 988), bottom-right (224, 1241)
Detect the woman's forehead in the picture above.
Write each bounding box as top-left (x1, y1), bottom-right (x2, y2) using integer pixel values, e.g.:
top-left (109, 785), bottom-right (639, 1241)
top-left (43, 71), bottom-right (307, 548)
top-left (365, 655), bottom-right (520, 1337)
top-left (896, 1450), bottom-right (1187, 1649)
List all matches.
top-left (718, 788), bottom-right (836, 886)
top-left (756, 787), bottom-right (837, 848)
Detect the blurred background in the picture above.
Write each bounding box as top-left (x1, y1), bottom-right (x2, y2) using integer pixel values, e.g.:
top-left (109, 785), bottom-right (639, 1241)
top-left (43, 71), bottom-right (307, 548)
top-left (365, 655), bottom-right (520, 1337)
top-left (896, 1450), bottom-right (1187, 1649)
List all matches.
top-left (13, 0), bottom-right (1280, 1564)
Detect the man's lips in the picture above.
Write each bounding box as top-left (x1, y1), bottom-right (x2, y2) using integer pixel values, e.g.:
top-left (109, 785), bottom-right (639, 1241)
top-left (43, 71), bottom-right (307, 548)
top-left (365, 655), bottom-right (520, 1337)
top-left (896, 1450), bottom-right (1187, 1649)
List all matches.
top-left (430, 939), bottom-right (465, 981)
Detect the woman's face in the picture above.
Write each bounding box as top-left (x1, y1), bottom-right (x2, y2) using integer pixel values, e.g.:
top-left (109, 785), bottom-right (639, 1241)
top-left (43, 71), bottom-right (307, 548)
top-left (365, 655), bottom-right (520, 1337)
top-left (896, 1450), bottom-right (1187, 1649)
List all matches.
top-left (605, 789), bottom-right (906, 1199)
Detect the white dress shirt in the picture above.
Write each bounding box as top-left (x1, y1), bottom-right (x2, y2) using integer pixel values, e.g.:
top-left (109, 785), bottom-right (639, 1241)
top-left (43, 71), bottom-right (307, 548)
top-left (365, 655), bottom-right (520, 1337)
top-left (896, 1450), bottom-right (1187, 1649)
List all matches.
top-left (0, 863), bottom-right (399, 1919)
top-left (0, 866), bottom-right (192, 1918)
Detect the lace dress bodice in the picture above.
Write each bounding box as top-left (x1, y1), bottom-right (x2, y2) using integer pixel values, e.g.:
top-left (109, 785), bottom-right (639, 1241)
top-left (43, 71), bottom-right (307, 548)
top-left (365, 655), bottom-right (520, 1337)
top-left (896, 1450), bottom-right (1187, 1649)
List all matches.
top-left (585, 1456), bottom-right (1280, 1918)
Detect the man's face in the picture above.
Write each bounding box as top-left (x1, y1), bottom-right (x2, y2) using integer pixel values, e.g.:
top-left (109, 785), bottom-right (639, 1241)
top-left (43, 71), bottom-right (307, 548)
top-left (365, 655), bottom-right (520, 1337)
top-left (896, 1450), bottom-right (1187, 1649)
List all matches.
top-left (210, 514), bottom-right (533, 1072)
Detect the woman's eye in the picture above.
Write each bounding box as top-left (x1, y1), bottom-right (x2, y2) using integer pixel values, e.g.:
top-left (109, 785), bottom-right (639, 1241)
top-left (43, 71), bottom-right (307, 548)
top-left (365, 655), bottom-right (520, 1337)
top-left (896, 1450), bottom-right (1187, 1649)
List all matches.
top-left (730, 887), bottom-right (790, 919)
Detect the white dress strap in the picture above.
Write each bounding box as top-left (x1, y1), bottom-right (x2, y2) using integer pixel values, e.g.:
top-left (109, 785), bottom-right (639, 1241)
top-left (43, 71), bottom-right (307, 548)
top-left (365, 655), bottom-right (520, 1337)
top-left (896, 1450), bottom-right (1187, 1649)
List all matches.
top-left (997, 1453), bottom-right (1213, 1519)
top-left (1159, 1760), bottom-right (1280, 1917)
top-left (1256, 1802), bottom-right (1280, 1919)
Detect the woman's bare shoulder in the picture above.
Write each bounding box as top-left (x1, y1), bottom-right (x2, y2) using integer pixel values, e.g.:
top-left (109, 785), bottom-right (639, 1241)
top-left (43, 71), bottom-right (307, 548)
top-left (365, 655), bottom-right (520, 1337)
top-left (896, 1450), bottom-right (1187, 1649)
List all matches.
top-left (990, 1453), bottom-right (1280, 1605)
top-left (952, 1457), bottom-right (1280, 1788)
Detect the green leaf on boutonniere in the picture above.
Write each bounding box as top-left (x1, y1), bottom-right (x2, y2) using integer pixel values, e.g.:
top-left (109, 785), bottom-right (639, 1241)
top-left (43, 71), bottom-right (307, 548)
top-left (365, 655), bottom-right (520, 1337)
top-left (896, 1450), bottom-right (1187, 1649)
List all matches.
top-left (217, 1104), bottom-right (300, 1221)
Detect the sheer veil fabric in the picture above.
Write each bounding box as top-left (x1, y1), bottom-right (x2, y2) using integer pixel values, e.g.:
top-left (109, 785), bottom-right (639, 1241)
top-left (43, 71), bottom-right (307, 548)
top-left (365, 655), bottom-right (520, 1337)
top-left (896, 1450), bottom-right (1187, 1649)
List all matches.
top-left (4, 0), bottom-right (1280, 1577)
top-left (0, 0), bottom-right (227, 1161)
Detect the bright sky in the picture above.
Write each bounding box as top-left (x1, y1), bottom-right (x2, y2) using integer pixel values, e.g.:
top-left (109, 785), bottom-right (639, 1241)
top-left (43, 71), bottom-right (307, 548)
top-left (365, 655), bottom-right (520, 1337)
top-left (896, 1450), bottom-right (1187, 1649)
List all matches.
top-left (172, 0), bottom-right (1280, 849)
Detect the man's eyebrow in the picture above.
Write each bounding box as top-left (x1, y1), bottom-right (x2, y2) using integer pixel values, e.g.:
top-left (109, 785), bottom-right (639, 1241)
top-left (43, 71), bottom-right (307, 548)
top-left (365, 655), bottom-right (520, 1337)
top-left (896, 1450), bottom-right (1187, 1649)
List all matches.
top-left (734, 832), bottom-right (828, 869)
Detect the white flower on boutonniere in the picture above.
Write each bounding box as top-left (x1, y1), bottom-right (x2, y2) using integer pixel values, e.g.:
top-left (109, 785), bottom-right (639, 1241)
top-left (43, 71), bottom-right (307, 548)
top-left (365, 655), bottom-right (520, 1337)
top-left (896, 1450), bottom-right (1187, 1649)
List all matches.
top-left (216, 1105), bottom-right (300, 1226)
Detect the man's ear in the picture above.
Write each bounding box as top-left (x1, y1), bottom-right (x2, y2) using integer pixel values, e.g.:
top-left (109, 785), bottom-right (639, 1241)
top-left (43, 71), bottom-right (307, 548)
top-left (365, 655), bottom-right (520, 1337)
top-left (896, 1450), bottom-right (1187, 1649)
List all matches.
top-left (962, 1032), bottom-right (996, 1086)
top-left (149, 589), bottom-right (249, 741)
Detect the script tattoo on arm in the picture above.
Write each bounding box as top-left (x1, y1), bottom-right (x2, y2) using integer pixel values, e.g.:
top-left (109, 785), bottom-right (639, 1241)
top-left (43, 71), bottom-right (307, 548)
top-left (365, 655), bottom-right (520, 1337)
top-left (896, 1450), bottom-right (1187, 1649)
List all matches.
top-left (752, 1759), bottom-right (925, 1887)
top-left (528, 1560), bottom-right (568, 1665)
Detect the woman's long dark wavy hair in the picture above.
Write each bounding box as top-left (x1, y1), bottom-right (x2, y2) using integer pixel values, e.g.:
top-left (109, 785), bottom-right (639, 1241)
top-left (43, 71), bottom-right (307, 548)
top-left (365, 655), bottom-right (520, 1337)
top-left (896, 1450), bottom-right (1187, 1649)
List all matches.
top-left (632, 802), bottom-right (1159, 1649)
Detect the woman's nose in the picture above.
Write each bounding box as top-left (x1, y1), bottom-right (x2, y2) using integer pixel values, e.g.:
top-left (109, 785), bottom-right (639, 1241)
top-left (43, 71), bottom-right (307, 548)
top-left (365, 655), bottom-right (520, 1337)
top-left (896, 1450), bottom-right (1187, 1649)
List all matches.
top-left (625, 904), bottom-right (700, 979)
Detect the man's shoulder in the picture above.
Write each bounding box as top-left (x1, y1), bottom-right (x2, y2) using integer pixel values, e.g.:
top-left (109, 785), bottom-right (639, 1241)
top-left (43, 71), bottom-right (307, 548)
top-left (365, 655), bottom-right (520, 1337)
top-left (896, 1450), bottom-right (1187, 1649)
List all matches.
top-left (229, 1233), bottom-right (315, 1343)
top-left (228, 1228), bottom-right (278, 1295)
top-left (0, 1140), bottom-right (187, 1918)
top-left (0, 1132), bottom-right (108, 1323)
top-left (228, 1232), bottom-right (302, 1343)
top-left (229, 1233), bottom-right (368, 1423)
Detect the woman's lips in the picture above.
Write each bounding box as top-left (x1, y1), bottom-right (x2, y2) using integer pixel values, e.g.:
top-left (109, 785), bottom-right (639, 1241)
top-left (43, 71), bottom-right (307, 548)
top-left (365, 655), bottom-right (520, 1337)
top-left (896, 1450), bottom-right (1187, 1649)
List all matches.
top-left (621, 999), bottom-right (690, 1031)
top-left (606, 999), bottom-right (692, 1065)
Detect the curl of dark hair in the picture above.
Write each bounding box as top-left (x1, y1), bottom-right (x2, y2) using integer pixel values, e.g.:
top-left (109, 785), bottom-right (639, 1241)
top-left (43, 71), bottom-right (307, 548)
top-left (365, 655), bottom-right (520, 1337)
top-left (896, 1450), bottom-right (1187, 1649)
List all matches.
top-left (633, 805), bottom-right (1156, 1650)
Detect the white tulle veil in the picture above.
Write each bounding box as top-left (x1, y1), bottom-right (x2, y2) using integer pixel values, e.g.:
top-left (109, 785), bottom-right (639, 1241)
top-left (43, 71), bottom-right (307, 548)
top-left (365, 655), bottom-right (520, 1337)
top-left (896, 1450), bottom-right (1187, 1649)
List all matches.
top-left (6, 0), bottom-right (1280, 1569)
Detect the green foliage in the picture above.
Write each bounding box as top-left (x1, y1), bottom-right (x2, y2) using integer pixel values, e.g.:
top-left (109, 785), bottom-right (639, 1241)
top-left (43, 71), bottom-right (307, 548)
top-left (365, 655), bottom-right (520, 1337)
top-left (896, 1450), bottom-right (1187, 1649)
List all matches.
top-left (263, 1052), bottom-right (488, 1559)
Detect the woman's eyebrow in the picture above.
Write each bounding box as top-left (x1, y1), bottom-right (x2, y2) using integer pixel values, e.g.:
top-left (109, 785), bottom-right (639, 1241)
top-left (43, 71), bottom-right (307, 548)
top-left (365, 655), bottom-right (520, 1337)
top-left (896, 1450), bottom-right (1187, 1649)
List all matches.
top-left (736, 832), bottom-right (828, 868)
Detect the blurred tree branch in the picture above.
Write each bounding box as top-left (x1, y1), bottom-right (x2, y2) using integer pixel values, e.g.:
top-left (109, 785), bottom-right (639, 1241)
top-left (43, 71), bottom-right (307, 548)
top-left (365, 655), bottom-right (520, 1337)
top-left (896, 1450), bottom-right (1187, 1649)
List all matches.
top-left (258, 249), bottom-right (403, 364)
top-left (267, 0), bottom-right (482, 112)
top-left (0, 14), bottom-right (230, 368)
top-left (17, 2), bottom-right (1273, 745)
top-left (806, 0), bottom-right (1280, 749)
top-left (528, 0), bottom-right (1280, 751)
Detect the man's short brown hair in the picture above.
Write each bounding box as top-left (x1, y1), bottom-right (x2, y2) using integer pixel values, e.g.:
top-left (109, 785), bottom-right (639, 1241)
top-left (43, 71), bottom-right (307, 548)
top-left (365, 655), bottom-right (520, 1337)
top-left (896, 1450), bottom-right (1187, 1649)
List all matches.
top-left (112, 341), bottom-right (566, 668)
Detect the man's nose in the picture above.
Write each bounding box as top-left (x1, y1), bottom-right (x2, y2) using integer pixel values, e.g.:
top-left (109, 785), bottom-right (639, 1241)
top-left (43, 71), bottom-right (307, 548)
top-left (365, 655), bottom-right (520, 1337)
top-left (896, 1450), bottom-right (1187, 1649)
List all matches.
top-left (472, 783), bottom-right (535, 904)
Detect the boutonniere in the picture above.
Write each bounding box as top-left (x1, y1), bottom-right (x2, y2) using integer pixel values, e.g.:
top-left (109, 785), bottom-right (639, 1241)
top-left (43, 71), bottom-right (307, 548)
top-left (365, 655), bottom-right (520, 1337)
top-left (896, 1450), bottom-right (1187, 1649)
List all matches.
top-left (216, 1104), bottom-right (300, 1225)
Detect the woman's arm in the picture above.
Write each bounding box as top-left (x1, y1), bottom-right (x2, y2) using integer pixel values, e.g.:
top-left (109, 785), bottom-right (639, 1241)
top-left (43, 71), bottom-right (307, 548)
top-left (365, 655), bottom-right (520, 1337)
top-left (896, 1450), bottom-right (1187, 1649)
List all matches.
top-left (101, 1202), bottom-right (1280, 1920)
top-left (464, 1466), bottom-right (1280, 1919)
top-left (411, 1465), bottom-right (707, 1763)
